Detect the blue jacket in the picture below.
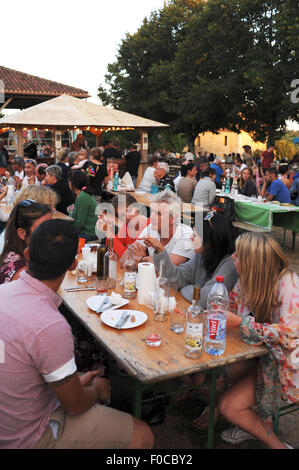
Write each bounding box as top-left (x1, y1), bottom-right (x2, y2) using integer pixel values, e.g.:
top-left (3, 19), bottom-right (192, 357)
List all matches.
top-left (290, 178), bottom-right (299, 206)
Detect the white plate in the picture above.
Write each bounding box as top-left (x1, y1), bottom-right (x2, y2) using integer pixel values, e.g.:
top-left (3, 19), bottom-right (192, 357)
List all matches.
top-left (135, 191), bottom-right (146, 195)
top-left (86, 295), bottom-right (129, 312)
top-left (100, 309), bottom-right (148, 329)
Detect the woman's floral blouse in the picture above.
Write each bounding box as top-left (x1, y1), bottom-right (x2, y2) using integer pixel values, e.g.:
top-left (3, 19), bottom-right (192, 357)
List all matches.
top-left (0, 252), bottom-right (26, 284)
top-left (231, 272), bottom-right (299, 424)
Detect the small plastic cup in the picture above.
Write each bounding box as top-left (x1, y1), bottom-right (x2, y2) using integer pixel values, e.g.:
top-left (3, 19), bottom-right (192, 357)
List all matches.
top-left (145, 334), bottom-right (162, 347)
top-left (76, 266), bottom-right (88, 284)
top-left (96, 276), bottom-right (110, 293)
top-left (170, 308), bottom-right (185, 334)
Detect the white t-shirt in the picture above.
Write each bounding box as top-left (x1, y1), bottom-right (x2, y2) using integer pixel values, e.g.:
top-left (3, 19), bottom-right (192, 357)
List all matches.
top-left (15, 170), bottom-right (24, 180)
top-left (22, 176), bottom-right (40, 187)
top-left (137, 222), bottom-right (194, 259)
top-left (138, 167), bottom-right (156, 192)
top-left (173, 174), bottom-right (183, 192)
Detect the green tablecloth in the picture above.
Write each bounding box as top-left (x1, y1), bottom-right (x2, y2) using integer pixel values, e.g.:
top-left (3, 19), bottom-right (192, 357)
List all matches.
top-left (234, 201), bottom-right (299, 232)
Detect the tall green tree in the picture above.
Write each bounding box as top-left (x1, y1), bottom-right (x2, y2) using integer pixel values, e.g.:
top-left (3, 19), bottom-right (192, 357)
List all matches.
top-left (98, 0), bottom-right (299, 146)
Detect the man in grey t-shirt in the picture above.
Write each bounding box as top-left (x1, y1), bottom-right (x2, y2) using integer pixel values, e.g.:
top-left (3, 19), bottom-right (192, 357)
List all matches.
top-left (192, 168), bottom-right (216, 208)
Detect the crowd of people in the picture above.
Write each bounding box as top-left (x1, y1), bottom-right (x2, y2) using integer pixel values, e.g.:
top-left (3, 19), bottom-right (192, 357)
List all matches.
top-left (138, 145), bottom-right (299, 208)
top-left (0, 137), bottom-right (298, 450)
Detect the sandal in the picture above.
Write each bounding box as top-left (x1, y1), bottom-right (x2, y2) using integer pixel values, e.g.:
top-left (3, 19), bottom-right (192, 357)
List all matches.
top-left (193, 405), bottom-right (219, 430)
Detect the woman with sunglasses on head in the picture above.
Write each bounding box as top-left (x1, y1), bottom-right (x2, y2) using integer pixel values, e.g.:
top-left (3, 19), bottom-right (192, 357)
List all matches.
top-left (218, 232), bottom-right (298, 449)
top-left (0, 200), bottom-right (52, 284)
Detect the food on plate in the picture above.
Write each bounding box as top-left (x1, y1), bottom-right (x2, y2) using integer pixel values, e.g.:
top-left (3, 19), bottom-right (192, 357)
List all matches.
top-left (131, 315), bottom-right (136, 323)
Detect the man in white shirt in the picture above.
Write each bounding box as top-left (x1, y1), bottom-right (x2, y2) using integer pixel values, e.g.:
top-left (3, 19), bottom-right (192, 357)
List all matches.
top-left (122, 190), bottom-right (194, 266)
top-left (138, 156), bottom-right (166, 193)
top-left (22, 159), bottom-right (39, 187)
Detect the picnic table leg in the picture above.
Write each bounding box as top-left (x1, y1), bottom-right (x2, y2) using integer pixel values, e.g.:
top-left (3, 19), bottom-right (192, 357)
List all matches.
top-left (133, 380), bottom-right (143, 419)
top-left (207, 368), bottom-right (217, 449)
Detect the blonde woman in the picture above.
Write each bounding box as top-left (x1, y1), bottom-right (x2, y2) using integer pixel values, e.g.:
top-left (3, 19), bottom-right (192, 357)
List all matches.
top-left (218, 232), bottom-right (298, 449)
top-left (13, 184), bottom-right (58, 211)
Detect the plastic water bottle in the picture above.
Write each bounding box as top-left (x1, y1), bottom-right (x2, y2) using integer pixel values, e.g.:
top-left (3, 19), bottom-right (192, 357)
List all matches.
top-left (113, 172), bottom-right (119, 191)
top-left (225, 178), bottom-right (231, 194)
top-left (205, 276), bottom-right (228, 356)
top-left (222, 178), bottom-right (226, 192)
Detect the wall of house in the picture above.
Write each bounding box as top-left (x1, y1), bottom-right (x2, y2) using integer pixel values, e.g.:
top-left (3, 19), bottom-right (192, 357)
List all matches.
top-left (195, 130), bottom-right (266, 157)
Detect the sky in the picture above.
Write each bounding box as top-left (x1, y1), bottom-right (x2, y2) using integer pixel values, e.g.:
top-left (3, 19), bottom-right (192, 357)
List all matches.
top-left (2, 0), bottom-right (166, 106)
top-left (1, 0), bottom-right (298, 130)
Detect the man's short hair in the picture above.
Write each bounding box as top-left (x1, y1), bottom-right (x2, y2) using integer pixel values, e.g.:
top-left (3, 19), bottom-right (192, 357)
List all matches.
top-left (266, 167), bottom-right (278, 177)
top-left (214, 156), bottom-right (222, 163)
top-left (29, 219), bottom-right (78, 281)
top-left (12, 156), bottom-right (25, 168)
top-left (198, 157), bottom-right (209, 165)
top-left (46, 165), bottom-right (62, 180)
top-left (201, 167), bottom-right (216, 178)
top-left (181, 162), bottom-right (196, 177)
top-left (149, 155), bottom-right (159, 166)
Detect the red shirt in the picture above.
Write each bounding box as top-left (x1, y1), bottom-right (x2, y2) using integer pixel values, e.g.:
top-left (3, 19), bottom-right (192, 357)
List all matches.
top-left (111, 218), bottom-right (150, 257)
top-left (261, 150), bottom-right (275, 169)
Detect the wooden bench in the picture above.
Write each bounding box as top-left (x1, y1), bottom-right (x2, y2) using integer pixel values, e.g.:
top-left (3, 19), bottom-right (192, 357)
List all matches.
top-left (232, 221), bottom-right (268, 233)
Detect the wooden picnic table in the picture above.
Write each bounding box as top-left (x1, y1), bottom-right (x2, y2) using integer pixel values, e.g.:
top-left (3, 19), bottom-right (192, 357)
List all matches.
top-left (58, 261), bottom-right (267, 448)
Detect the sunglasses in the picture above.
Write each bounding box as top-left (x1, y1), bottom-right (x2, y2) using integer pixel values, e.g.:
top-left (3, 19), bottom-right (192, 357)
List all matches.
top-left (15, 199), bottom-right (37, 224)
top-left (204, 211), bottom-right (215, 221)
top-left (25, 160), bottom-right (36, 165)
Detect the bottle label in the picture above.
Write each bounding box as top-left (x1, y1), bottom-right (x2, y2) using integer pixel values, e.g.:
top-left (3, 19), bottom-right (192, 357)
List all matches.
top-left (109, 260), bottom-right (117, 280)
top-left (185, 323), bottom-right (203, 351)
top-left (124, 272), bottom-right (137, 292)
top-left (208, 319), bottom-right (219, 340)
top-left (206, 315), bottom-right (226, 341)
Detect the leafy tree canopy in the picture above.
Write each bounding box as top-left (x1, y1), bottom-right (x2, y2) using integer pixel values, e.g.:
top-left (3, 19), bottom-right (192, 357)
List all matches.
top-left (98, 0), bottom-right (299, 147)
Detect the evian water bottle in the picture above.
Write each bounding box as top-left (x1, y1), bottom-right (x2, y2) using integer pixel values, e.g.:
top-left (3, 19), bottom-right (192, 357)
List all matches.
top-left (205, 276), bottom-right (228, 356)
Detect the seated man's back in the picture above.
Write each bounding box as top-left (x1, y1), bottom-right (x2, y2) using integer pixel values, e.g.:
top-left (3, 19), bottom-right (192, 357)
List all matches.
top-left (0, 219), bottom-right (153, 449)
top-left (0, 272), bottom-right (75, 449)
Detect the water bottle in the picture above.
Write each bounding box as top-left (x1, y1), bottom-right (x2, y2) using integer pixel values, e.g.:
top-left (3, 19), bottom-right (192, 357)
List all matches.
top-left (113, 172), bottom-right (119, 191)
top-left (205, 276), bottom-right (228, 356)
top-left (222, 178), bottom-right (226, 192)
top-left (165, 183), bottom-right (171, 191)
top-left (225, 178), bottom-right (231, 194)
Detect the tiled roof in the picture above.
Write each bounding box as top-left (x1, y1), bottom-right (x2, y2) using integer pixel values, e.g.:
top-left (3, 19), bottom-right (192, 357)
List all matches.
top-left (0, 65), bottom-right (89, 97)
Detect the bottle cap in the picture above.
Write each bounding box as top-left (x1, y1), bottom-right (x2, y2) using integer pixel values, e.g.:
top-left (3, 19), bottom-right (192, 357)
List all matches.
top-left (216, 276), bottom-right (224, 283)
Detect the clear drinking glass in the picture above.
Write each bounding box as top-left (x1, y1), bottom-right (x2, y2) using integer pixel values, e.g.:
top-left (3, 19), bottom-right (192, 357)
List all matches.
top-left (76, 266), bottom-right (88, 284)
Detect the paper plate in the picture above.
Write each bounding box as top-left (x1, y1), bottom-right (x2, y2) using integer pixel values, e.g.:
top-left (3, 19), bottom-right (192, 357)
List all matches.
top-left (86, 295), bottom-right (129, 312)
top-left (100, 309), bottom-right (148, 329)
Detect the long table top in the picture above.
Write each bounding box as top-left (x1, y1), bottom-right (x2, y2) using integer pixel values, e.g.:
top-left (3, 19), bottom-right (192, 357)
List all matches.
top-left (59, 264), bottom-right (266, 385)
top-left (215, 192), bottom-right (299, 231)
top-left (103, 189), bottom-right (208, 217)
